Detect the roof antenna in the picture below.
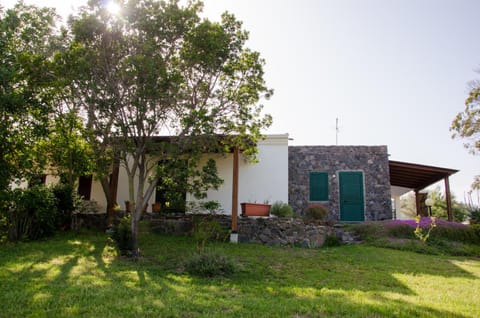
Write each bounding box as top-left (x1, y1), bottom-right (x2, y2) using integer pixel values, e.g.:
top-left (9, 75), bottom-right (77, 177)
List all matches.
top-left (336, 117), bottom-right (339, 145)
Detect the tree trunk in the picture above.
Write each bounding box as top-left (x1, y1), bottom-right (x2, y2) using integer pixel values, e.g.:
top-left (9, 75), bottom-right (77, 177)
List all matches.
top-left (131, 211), bottom-right (140, 258)
top-left (129, 177), bottom-right (158, 259)
top-left (128, 174), bottom-right (135, 207)
top-left (68, 147), bottom-right (74, 187)
top-left (131, 166), bottom-right (145, 258)
top-left (99, 176), bottom-right (114, 225)
top-left (107, 159), bottom-right (120, 226)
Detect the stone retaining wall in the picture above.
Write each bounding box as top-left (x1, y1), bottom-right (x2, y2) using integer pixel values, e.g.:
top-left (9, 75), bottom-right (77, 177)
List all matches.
top-left (150, 214), bottom-right (337, 248)
top-left (289, 145), bottom-right (392, 221)
top-left (71, 213), bottom-right (107, 231)
top-left (70, 213), bottom-right (342, 248)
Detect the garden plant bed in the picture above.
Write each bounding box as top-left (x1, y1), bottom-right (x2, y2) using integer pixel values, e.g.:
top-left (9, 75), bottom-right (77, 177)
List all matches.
top-left (346, 218), bottom-right (480, 257)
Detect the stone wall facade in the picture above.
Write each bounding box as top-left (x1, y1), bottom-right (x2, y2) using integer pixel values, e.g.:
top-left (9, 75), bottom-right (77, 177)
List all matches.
top-left (289, 146), bottom-right (392, 221)
top-left (150, 214), bottom-right (336, 248)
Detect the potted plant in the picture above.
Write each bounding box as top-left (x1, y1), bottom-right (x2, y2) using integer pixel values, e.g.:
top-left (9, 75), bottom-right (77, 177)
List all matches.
top-left (152, 202), bottom-right (161, 213)
top-left (241, 202), bottom-right (271, 217)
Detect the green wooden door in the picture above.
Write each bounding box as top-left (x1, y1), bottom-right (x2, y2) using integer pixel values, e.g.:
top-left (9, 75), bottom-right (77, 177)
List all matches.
top-left (339, 171), bottom-right (365, 221)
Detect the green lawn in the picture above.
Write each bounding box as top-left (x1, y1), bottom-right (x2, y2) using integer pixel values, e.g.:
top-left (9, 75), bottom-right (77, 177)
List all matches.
top-left (0, 230), bottom-right (479, 318)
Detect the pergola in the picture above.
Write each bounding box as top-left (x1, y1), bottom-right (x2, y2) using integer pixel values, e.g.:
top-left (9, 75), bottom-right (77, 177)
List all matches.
top-left (389, 160), bottom-right (459, 221)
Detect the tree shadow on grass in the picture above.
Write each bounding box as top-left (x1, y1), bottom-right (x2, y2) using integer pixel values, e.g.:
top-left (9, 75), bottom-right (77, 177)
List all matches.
top-left (171, 242), bottom-right (478, 317)
top-left (1, 232), bottom-right (478, 317)
top-left (222, 244), bottom-right (477, 296)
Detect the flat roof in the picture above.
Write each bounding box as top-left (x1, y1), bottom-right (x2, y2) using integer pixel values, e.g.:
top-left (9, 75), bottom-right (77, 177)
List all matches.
top-left (389, 160), bottom-right (458, 191)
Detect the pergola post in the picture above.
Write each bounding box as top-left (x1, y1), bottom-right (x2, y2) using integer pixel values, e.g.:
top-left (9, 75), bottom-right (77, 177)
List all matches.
top-left (415, 190), bottom-right (420, 216)
top-left (444, 176), bottom-right (453, 222)
top-left (415, 191), bottom-right (428, 217)
top-left (230, 146), bottom-right (239, 243)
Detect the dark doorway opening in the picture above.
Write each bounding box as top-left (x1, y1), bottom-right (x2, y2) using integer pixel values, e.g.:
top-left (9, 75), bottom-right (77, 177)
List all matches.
top-left (78, 175), bottom-right (93, 200)
top-left (155, 160), bottom-right (187, 213)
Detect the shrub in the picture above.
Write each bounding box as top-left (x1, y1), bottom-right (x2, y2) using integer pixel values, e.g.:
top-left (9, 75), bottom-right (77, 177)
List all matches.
top-left (7, 186), bottom-right (58, 241)
top-left (51, 183), bottom-right (78, 230)
top-left (430, 224), bottom-right (480, 244)
top-left (202, 200), bottom-right (221, 213)
top-left (352, 218), bottom-right (480, 243)
top-left (348, 219), bottom-right (480, 256)
top-left (0, 214), bottom-right (6, 241)
top-left (0, 191), bottom-right (11, 242)
top-left (347, 222), bottom-right (386, 241)
top-left (384, 218), bottom-right (466, 229)
top-left (470, 210), bottom-right (480, 225)
top-left (270, 201), bottom-right (295, 218)
top-left (185, 251), bottom-right (236, 277)
top-left (384, 218), bottom-right (480, 244)
top-left (304, 205), bottom-right (327, 221)
top-left (384, 224), bottom-right (416, 239)
top-left (192, 215), bottom-right (229, 252)
top-left (323, 234), bottom-right (341, 247)
top-left (111, 217), bottom-right (133, 256)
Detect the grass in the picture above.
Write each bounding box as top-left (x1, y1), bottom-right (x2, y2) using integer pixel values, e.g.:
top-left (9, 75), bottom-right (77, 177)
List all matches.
top-left (0, 228), bottom-right (479, 317)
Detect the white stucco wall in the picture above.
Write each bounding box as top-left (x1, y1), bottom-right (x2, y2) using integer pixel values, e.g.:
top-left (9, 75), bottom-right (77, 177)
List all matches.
top-left (90, 161), bottom-right (156, 212)
top-left (45, 175), bottom-right (61, 186)
top-left (90, 178), bottom-right (107, 211)
top-left (391, 186), bottom-right (414, 220)
top-left (188, 134), bottom-right (289, 214)
top-left (10, 174), bottom-right (59, 190)
top-left (89, 134), bottom-right (289, 214)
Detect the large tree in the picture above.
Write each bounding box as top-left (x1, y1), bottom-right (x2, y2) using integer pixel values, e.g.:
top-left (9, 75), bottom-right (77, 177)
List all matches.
top-left (39, 109), bottom-right (95, 187)
top-left (0, 2), bottom-right (61, 191)
top-left (59, 0), bottom-right (272, 256)
top-left (451, 71), bottom-right (480, 189)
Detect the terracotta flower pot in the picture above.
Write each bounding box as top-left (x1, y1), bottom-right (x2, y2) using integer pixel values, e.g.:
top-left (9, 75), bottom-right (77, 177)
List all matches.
top-left (152, 202), bottom-right (161, 213)
top-left (241, 203), bottom-right (271, 217)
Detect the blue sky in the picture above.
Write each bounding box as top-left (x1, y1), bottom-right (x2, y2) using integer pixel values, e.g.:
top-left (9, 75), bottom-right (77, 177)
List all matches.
top-left (4, 0), bottom-right (480, 199)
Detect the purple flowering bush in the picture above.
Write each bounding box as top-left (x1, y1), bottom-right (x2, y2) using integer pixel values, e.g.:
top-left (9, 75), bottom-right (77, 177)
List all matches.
top-left (383, 217), bottom-right (466, 229)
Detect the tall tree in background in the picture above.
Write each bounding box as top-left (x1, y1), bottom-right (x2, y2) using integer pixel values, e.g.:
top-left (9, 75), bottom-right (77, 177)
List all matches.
top-left (0, 2), bottom-right (61, 191)
top-left (427, 187), bottom-right (468, 222)
top-left (400, 189), bottom-right (469, 222)
top-left (59, 0), bottom-right (272, 256)
top-left (451, 70), bottom-right (480, 189)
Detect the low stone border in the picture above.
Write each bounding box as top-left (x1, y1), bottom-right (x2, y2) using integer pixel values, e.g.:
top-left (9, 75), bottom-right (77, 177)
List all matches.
top-left (150, 214), bottom-right (339, 248)
top-left (71, 212), bottom-right (360, 248)
top-left (71, 213), bottom-right (107, 231)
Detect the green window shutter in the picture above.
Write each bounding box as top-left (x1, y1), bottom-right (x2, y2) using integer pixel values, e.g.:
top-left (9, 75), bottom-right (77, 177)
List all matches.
top-left (309, 172), bottom-right (329, 201)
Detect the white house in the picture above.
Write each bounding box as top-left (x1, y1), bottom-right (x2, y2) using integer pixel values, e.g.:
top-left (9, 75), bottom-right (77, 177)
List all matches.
top-left (28, 133), bottom-right (458, 221)
top-left (88, 134), bottom-right (290, 214)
